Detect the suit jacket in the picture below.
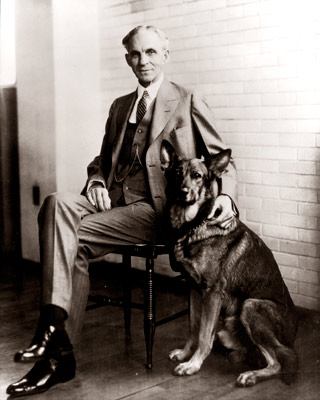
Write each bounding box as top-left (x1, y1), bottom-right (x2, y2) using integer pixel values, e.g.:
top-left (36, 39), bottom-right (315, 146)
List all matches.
top-left (85, 79), bottom-right (238, 232)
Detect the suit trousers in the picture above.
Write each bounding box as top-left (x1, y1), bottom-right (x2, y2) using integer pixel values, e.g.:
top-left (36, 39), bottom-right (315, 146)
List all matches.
top-left (38, 192), bottom-right (160, 343)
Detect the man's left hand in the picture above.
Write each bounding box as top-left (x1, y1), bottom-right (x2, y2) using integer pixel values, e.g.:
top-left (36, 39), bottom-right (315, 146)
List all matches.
top-left (207, 195), bottom-right (236, 229)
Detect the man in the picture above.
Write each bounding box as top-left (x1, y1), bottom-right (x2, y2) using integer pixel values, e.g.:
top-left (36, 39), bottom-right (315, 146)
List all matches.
top-left (7, 25), bottom-right (237, 397)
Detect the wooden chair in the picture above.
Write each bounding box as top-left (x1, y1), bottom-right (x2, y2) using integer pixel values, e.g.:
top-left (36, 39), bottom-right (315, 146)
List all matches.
top-left (86, 244), bottom-right (189, 369)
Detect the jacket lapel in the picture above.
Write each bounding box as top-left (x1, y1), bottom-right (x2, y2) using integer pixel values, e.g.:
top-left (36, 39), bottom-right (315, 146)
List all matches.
top-left (149, 79), bottom-right (179, 144)
top-left (107, 92), bottom-right (136, 187)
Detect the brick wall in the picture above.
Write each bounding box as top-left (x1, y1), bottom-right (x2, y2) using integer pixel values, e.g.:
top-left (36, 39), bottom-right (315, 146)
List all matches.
top-left (98, 0), bottom-right (320, 310)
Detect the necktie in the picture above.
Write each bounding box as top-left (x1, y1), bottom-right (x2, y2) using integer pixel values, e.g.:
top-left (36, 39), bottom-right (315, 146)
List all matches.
top-left (136, 90), bottom-right (149, 124)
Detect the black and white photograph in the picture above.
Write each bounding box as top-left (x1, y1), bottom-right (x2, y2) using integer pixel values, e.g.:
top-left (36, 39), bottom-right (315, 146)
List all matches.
top-left (1, 0), bottom-right (319, 399)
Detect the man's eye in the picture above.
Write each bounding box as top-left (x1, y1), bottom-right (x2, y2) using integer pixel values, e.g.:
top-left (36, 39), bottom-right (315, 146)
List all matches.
top-left (146, 49), bottom-right (156, 55)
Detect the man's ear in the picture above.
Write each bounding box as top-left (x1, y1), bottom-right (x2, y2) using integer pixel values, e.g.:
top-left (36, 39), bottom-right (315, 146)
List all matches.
top-left (206, 149), bottom-right (232, 178)
top-left (160, 140), bottom-right (177, 170)
top-left (125, 53), bottom-right (131, 67)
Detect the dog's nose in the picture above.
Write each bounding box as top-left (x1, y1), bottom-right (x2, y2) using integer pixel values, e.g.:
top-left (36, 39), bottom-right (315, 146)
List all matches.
top-left (179, 187), bottom-right (189, 198)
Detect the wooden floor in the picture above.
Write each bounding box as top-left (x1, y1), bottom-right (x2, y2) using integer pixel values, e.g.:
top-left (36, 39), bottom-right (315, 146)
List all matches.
top-left (0, 257), bottom-right (319, 400)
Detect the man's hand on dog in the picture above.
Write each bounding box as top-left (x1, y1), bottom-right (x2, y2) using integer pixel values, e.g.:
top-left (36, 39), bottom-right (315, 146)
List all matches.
top-left (86, 183), bottom-right (112, 211)
top-left (207, 195), bottom-right (236, 229)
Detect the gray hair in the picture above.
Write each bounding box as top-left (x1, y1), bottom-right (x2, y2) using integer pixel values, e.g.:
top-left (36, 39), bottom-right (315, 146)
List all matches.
top-left (122, 25), bottom-right (169, 51)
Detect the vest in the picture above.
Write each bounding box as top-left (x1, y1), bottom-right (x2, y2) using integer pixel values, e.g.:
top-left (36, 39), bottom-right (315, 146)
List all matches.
top-left (108, 100), bottom-right (155, 207)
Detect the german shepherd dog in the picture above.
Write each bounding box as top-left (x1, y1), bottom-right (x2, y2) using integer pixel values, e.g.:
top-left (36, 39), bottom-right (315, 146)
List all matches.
top-left (161, 141), bottom-right (298, 387)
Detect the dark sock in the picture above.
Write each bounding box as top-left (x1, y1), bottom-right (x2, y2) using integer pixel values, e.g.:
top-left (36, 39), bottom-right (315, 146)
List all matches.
top-left (32, 305), bottom-right (67, 344)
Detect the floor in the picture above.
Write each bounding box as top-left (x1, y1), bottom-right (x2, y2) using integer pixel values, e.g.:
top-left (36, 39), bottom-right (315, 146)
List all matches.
top-left (0, 257), bottom-right (319, 400)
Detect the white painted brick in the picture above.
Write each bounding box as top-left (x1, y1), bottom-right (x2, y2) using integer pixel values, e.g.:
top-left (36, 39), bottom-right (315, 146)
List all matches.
top-left (238, 182), bottom-right (245, 196)
top-left (213, 56), bottom-right (244, 70)
top-left (246, 184), bottom-right (279, 199)
top-left (227, 0), bottom-right (256, 5)
top-left (280, 265), bottom-right (318, 285)
top-left (263, 224), bottom-right (298, 241)
top-left (284, 279), bottom-right (298, 294)
top-left (228, 94), bottom-right (261, 107)
top-left (297, 92), bottom-right (320, 105)
top-left (231, 145), bottom-right (262, 159)
top-left (228, 42), bottom-right (260, 56)
top-left (198, 21), bottom-right (226, 36)
top-left (227, 120), bottom-right (261, 133)
top-left (280, 187), bottom-right (317, 203)
top-left (246, 209), bottom-right (279, 225)
top-left (198, 46), bottom-right (229, 60)
top-left (212, 82), bottom-right (244, 94)
top-left (261, 120), bottom-right (296, 133)
top-left (279, 78), bottom-right (319, 92)
top-left (212, 31), bottom-right (244, 46)
top-left (244, 80), bottom-right (278, 94)
top-left (219, 132), bottom-right (246, 145)
top-left (298, 148), bottom-right (320, 162)
top-left (279, 106), bottom-right (320, 120)
top-left (245, 107), bottom-right (278, 119)
top-left (260, 147), bottom-right (297, 161)
top-left (280, 240), bottom-right (317, 258)
top-left (245, 133), bottom-right (278, 146)
top-left (245, 159), bottom-right (278, 173)
top-left (263, 172), bottom-right (297, 187)
top-left (182, 10), bottom-right (212, 25)
top-left (299, 229), bottom-right (320, 245)
top-left (291, 293), bottom-right (319, 310)
top-left (261, 236), bottom-right (279, 252)
top-left (298, 203), bottom-right (320, 217)
top-left (261, 93), bottom-right (296, 106)
top-left (281, 214), bottom-right (317, 230)
top-left (296, 120), bottom-right (320, 133)
top-left (227, 16), bottom-right (260, 32)
top-left (239, 196), bottom-right (262, 210)
top-left (244, 53), bottom-right (277, 68)
top-left (263, 199), bottom-right (297, 214)
top-left (279, 133), bottom-right (316, 148)
top-left (260, 38), bottom-right (297, 54)
top-left (172, 48), bottom-right (198, 62)
top-left (298, 256), bottom-right (320, 272)
top-left (274, 252), bottom-right (299, 268)
top-left (245, 221), bottom-right (262, 236)
top-left (169, 2), bottom-right (198, 17)
top-left (279, 161), bottom-right (316, 175)
top-left (213, 107), bottom-right (244, 119)
top-left (243, 2), bottom-right (259, 16)
top-left (184, 35), bottom-right (212, 49)
top-left (261, 65), bottom-right (297, 80)
top-left (212, 4), bottom-right (243, 21)
top-left (238, 170), bottom-right (261, 184)
top-left (298, 175), bottom-right (320, 190)
top-left (299, 282), bottom-right (319, 299)
top-left (198, 0), bottom-right (226, 10)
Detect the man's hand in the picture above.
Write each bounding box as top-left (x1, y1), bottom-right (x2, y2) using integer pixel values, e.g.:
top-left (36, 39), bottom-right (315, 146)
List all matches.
top-left (86, 183), bottom-right (112, 212)
top-left (207, 195), bottom-right (236, 229)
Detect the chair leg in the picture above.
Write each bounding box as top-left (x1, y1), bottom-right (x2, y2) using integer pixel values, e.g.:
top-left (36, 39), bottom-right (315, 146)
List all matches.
top-left (123, 253), bottom-right (132, 338)
top-left (144, 256), bottom-right (155, 369)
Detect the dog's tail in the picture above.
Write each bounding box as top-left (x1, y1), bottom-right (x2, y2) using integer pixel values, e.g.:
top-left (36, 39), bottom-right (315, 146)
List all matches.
top-left (276, 345), bottom-right (299, 385)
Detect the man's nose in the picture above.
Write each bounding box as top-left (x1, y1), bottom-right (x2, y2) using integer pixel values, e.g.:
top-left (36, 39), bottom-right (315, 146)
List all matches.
top-left (139, 52), bottom-right (148, 65)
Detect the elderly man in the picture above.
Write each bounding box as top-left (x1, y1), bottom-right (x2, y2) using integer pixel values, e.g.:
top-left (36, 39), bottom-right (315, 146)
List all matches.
top-left (7, 25), bottom-right (237, 397)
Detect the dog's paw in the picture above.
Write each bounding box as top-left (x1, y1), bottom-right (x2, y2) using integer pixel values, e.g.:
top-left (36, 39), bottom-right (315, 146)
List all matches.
top-left (236, 371), bottom-right (258, 387)
top-left (169, 349), bottom-right (188, 362)
top-left (174, 361), bottom-right (201, 376)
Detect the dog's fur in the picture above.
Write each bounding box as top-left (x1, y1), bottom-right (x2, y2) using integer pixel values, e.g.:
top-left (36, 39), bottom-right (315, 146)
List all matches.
top-left (161, 141), bottom-right (298, 387)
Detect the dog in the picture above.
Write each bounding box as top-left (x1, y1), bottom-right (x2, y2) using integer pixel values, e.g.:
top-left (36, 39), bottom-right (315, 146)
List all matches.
top-left (161, 140), bottom-right (298, 387)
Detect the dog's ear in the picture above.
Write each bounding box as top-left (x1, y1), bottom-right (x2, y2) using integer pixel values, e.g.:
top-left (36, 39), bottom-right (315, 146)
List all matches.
top-left (161, 140), bottom-right (179, 170)
top-left (206, 149), bottom-right (232, 178)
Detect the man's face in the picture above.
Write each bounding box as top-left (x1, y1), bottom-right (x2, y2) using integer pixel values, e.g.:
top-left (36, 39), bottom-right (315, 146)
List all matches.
top-left (125, 30), bottom-right (169, 87)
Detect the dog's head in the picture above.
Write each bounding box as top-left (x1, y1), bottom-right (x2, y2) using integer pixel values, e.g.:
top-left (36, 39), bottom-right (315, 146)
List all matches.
top-left (161, 140), bottom-right (232, 205)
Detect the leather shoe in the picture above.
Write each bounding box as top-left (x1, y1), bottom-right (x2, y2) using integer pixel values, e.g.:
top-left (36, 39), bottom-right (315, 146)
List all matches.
top-left (14, 326), bottom-right (72, 362)
top-left (7, 352), bottom-right (76, 397)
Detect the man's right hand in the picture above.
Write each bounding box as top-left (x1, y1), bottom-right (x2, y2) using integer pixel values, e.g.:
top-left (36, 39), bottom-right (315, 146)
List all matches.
top-left (86, 183), bottom-right (112, 211)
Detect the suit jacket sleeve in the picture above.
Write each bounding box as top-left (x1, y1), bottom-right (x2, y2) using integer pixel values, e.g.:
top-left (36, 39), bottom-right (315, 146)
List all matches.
top-left (82, 100), bottom-right (116, 194)
top-left (191, 91), bottom-right (238, 206)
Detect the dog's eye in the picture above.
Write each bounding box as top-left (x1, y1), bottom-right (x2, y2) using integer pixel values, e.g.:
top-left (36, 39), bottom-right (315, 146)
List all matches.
top-left (192, 173), bottom-right (201, 179)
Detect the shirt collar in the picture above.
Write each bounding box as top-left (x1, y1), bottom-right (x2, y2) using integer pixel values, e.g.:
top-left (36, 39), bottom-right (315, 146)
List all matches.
top-left (136, 73), bottom-right (164, 101)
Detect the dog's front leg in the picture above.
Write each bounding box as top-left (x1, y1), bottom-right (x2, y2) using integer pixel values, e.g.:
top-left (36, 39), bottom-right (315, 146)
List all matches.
top-left (174, 289), bottom-right (222, 376)
top-left (169, 288), bottom-right (201, 362)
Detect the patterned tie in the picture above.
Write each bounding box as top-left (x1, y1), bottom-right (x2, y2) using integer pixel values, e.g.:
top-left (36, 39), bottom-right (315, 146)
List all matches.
top-left (136, 90), bottom-right (149, 124)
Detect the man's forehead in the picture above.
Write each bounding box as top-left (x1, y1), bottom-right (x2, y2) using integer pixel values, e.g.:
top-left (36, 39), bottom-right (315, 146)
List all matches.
top-left (127, 30), bottom-right (163, 50)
